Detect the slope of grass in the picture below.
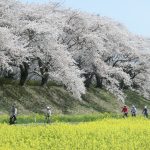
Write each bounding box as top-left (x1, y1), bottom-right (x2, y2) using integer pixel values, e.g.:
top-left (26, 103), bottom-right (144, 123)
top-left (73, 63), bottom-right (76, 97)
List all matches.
top-left (125, 89), bottom-right (150, 113)
top-left (0, 78), bottom-right (122, 115)
top-left (0, 78), bottom-right (149, 115)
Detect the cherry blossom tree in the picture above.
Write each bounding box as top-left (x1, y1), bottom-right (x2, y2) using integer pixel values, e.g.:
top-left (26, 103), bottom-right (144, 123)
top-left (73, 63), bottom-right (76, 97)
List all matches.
top-left (0, 0), bottom-right (86, 99)
top-left (0, 0), bottom-right (149, 101)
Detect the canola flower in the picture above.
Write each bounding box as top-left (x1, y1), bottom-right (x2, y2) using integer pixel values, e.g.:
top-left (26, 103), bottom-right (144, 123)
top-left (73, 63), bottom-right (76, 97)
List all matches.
top-left (0, 117), bottom-right (150, 150)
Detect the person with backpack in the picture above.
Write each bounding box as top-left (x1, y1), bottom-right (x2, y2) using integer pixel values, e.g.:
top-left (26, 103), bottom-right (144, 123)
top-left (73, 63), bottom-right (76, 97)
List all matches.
top-left (9, 104), bottom-right (17, 124)
top-left (131, 105), bottom-right (137, 117)
top-left (142, 106), bottom-right (148, 118)
top-left (122, 105), bottom-right (128, 117)
top-left (45, 106), bottom-right (51, 123)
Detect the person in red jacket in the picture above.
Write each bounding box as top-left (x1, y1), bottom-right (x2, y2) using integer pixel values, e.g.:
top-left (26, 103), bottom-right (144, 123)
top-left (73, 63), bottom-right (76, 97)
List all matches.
top-left (122, 105), bottom-right (128, 117)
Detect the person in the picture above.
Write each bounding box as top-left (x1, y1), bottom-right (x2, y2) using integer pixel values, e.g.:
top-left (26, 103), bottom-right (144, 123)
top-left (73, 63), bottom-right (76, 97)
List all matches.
top-left (45, 106), bottom-right (51, 123)
top-left (131, 105), bottom-right (137, 117)
top-left (142, 106), bottom-right (148, 118)
top-left (122, 105), bottom-right (128, 117)
top-left (9, 104), bottom-right (17, 124)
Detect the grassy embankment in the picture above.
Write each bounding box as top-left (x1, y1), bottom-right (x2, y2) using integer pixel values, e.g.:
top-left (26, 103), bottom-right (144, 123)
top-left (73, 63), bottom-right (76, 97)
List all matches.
top-left (0, 78), bottom-right (150, 117)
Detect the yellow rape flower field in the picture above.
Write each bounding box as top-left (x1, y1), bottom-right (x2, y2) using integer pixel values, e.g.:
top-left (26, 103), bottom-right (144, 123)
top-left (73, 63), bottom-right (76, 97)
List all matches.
top-left (0, 117), bottom-right (150, 150)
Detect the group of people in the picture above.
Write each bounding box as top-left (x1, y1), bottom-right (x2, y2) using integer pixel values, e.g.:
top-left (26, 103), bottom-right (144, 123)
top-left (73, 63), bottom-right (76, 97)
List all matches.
top-left (9, 104), bottom-right (52, 124)
top-left (8, 104), bottom-right (149, 124)
top-left (122, 105), bottom-right (148, 118)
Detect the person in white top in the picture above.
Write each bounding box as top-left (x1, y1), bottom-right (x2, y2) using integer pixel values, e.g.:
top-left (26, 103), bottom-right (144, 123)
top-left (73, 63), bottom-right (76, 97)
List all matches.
top-left (45, 106), bottom-right (51, 123)
top-left (131, 105), bottom-right (137, 117)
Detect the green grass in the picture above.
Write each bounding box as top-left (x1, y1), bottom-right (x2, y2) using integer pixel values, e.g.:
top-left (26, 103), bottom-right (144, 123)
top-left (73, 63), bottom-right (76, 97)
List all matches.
top-left (0, 78), bottom-right (62, 87)
top-left (0, 80), bottom-right (122, 115)
top-left (125, 90), bottom-right (150, 109)
top-left (0, 78), bottom-right (150, 115)
top-left (0, 113), bottom-right (122, 124)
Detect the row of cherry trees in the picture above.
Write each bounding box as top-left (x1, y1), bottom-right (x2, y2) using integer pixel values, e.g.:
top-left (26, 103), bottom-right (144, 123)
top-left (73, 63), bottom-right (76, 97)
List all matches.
top-left (0, 0), bottom-right (150, 101)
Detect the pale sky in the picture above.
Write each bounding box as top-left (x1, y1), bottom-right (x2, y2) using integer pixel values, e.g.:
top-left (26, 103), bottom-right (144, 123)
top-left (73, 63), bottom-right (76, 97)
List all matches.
top-left (20, 0), bottom-right (150, 37)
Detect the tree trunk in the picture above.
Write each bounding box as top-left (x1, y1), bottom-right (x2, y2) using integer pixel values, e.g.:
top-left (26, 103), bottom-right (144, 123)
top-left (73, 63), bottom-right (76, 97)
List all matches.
top-left (38, 58), bottom-right (44, 75)
top-left (41, 72), bottom-right (49, 86)
top-left (84, 73), bottom-right (94, 88)
top-left (119, 79), bottom-right (124, 90)
top-left (95, 74), bottom-right (103, 88)
top-left (37, 58), bottom-right (49, 86)
top-left (19, 62), bottom-right (29, 86)
top-left (132, 82), bottom-right (140, 89)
